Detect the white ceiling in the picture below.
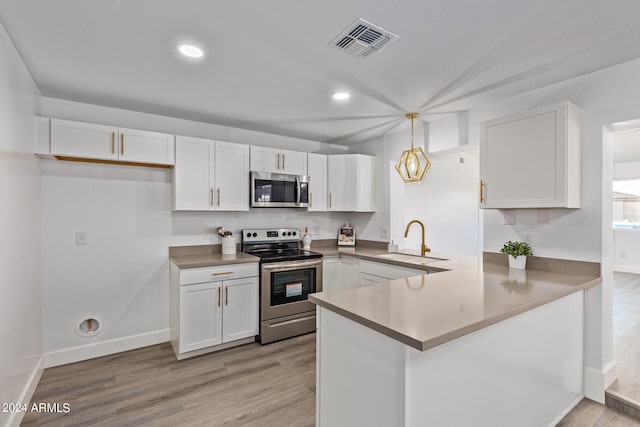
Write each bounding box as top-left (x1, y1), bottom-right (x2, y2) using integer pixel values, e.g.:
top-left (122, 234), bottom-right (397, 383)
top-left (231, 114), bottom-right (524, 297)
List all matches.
top-left (2, 0), bottom-right (640, 146)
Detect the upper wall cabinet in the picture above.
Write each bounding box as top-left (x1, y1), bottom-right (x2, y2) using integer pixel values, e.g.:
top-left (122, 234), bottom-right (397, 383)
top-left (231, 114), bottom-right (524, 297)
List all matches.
top-left (250, 146), bottom-right (307, 175)
top-left (479, 101), bottom-right (581, 209)
top-left (307, 153), bottom-right (327, 211)
top-left (173, 136), bottom-right (249, 211)
top-left (50, 119), bottom-right (175, 166)
top-left (327, 154), bottom-right (376, 212)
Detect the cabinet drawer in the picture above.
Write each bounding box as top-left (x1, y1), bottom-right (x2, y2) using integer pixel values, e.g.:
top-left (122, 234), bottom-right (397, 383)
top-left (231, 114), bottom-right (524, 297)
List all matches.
top-left (359, 259), bottom-right (424, 279)
top-left (180, 262), bottom-right (259, 285)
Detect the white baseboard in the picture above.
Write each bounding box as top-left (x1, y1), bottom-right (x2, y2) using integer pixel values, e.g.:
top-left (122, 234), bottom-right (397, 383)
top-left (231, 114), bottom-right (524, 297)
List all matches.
top-left (44, 329), bottom-right (170, 368)
top-left (584, 360), bottom-right (618, 403)
top-left (6, 354), bottom-right (44, 427)
top-left (614, 264), bottom-right (640, 274)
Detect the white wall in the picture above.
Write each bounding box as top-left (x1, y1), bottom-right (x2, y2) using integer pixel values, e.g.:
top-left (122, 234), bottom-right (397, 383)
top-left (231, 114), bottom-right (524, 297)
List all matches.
top-left (350, 117), bottom-right (480, 256)
top-left (0, 21), bottom-right (43, 427)
top-left (38, 99), bottom-right (348, 362)
top-left (390, 147), bottom-right (480, 256)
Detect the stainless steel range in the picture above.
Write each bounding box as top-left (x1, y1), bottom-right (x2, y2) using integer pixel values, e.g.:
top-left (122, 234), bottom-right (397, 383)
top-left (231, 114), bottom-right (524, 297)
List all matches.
top-left (242, 228), bottom-right (323, 344)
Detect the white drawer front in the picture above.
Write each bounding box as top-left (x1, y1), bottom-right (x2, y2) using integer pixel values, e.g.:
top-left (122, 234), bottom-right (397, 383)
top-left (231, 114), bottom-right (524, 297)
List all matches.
top-left (359, 259), bottom-right (424, 280)
top-left (180, 262), bottom-right (259, 285)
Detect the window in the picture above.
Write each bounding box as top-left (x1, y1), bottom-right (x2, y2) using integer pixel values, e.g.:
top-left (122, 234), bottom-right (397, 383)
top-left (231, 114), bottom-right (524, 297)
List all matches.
top-left (613, 179), bottom-right (640, 228)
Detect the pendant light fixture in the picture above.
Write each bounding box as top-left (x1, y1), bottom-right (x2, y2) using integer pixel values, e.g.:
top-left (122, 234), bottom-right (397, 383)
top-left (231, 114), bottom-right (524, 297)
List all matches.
top-left (395, 112), bottom-right (431, 183)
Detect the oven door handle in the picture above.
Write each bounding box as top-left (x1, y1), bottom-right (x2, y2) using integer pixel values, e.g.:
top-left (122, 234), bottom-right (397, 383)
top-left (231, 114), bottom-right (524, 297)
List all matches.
top-left (262, 259), bottom-right (322, 271)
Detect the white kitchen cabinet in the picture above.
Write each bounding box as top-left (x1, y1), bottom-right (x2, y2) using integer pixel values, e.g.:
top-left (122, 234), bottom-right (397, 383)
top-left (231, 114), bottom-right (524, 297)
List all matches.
top-left (50, 118), bottom-right (174, 165)
top-left (340, 256), bottom-right (360, 289)
top-left (214, 141), bottom-right (250, 210)
top-left (179, 281), bottom-right (223, 352)
top-left (358, 259), bottom-right (426, 282)
top-left (479, 101), bottom-right (581, 209)
top-left (322, 256), bottom-right (341, 291)
top-left (307, 153), bottom-right (327, 211)
top-left (173, 136), bottom-right (249, 211)
top-left (170, 262), bottom-right (259, 359)
top-left (222, 277), bottom-right (260, 342)
top-left (327, 154), bottom-right (376, 212)
top-left (250, 146), bottom-right (307, 175)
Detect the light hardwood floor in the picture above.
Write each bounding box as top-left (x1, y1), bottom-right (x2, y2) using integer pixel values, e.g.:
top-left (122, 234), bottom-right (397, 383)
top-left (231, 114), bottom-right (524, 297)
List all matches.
top-left (22, 334), bottom-right (316, 426)
top-left (609, 272), bottom-right (640, 401)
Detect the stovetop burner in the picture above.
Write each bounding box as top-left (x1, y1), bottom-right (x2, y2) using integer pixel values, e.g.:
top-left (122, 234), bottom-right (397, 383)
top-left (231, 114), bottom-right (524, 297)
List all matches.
top-left (241, 228), bottom-right (323, 263)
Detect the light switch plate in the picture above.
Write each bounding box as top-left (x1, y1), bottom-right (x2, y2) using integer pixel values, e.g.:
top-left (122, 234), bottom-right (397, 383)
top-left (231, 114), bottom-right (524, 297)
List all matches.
top-left (203, 227), bottom-right (213, 239)
top-left (502, 209), bottom-right (515, 225)
top-left (76, 231), bottom-right (87, 245)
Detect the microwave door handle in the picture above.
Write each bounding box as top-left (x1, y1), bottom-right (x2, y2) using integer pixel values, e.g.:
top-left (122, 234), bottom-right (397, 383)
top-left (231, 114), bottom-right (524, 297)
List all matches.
top-left (296, 176), bottom-right (301, 205)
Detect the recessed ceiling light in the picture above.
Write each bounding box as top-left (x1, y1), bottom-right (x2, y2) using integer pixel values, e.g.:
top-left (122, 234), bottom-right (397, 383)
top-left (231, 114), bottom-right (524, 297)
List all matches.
top-left (332, 92), bottom-right (350, 100)
top-left (178, 44), bottom-right (204, 58)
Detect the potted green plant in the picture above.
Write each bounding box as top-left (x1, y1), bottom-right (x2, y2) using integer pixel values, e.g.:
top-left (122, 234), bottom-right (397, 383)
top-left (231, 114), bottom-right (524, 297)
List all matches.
top-left (500, 240), bottom-right (533, 269)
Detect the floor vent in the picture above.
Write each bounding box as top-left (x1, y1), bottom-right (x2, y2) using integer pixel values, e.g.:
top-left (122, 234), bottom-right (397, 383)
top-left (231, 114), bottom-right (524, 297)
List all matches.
top-left (331, 18), bottom-right (398, 58)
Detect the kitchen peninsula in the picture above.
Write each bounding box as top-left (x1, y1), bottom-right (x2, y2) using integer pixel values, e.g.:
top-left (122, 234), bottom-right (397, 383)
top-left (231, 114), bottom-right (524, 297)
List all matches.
top-left (309, 252), bottom-right (601, 427)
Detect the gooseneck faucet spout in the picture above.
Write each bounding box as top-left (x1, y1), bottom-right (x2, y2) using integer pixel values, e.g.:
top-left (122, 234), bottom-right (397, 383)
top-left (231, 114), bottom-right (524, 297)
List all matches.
top-left (404, 220), bottom-right (431, 256)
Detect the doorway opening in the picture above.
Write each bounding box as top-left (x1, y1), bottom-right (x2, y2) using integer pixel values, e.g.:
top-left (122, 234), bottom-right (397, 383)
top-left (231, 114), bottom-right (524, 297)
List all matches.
top-left (606, 121), bottom-right (640, 408)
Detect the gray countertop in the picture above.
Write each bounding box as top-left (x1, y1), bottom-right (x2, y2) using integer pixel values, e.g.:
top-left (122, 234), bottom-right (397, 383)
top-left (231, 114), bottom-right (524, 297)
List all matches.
top-left (170, 252), bottom-right (260, 268)
top-left (309, 248), bottom-right (601, 352)
top-left (168, 242), bottom-right (601, 353)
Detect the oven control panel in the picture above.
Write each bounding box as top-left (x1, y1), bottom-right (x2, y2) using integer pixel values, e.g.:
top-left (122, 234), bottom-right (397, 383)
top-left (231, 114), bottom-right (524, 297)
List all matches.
top-left (242, 228), bottom-right (299, 243)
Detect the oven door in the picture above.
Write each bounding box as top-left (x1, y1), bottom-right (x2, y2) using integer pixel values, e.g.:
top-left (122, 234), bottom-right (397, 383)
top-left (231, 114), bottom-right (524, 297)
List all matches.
top-left (261, 258), bottom-right (323, 320)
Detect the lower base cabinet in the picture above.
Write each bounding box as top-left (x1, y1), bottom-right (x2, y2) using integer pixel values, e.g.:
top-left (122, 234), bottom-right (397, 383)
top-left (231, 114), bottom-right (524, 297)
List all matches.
top-left (170, 262), bottom-right (259, 358)
top-left (322, 256), bottom-right (427, 291)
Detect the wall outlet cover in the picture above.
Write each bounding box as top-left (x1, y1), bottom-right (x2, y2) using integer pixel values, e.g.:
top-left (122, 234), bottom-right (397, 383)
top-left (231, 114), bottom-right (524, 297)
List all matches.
top-left (75, 231), bottom-right (87, 245)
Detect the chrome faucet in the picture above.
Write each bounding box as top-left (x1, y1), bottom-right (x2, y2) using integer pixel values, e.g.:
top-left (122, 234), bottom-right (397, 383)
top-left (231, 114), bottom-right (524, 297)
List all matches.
top-left (404, 219), bottom-right (431, 256)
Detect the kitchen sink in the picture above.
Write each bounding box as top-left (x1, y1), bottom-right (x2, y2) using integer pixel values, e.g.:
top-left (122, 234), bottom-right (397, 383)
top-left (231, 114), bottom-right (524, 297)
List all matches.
top-left (377, 252), bottom-right (448, 265)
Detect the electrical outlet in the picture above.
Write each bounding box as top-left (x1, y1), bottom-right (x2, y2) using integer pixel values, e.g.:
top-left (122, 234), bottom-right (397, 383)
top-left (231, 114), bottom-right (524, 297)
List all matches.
top-left (203, 227), bottom-right (213, 239)
top-left (521, 232), bottom-right (534, 249)
top-left (380, 228), bottom-right (389, 239)
top-left (76, 231), bottom-right (87, 245)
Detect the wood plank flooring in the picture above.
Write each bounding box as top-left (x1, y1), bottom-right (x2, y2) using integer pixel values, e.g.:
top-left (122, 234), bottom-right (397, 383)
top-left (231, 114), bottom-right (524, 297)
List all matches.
top-left (22, 333), bottom-right (316, 426)
top-left (609, 272), bottom-right (640, 402)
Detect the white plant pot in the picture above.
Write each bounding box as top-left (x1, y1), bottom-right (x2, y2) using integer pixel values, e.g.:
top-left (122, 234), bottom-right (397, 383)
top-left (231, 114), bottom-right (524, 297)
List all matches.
top-left (508, 255), bottom-right (527, 269)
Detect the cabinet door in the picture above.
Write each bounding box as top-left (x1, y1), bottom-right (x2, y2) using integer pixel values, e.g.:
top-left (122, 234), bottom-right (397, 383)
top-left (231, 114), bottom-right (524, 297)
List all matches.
top-left (222, 277), bottom-right (259, 343)
top-left (354, 155), bottom-right (376, 212)
top-left (173, 136), bottom-right (213, 211)
top-left (339, 256), bottom-right (359, 289)
top-left (479, 101), bottom-right (581, 208)
top-left (281, 149), bottom-right (308, 175)
top-left (327, 155), bottom-right (355, 211)
top-left (308, 153), bottom-right (327, 211)
top-left (51, 119), bottom-right (118, 160)
top-left (322, 257), bottom-right (341, 291)
top-left (214, 141), bottom-right (250, 211)
top-left (179, 282), bottom-right (223, 353)
top-left (250, 146), bottom-right (281, 173)
top-left (118, 128), bottom-right (175, 165)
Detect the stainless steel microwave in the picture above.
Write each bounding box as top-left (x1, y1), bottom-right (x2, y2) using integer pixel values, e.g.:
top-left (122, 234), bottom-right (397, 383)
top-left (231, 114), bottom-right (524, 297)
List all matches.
top-left (250, 171), bottom-right (309, 208)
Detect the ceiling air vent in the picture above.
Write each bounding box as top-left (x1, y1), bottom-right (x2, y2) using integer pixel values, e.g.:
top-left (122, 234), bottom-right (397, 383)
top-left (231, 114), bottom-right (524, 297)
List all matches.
top-left (331, 18), bottom-right (399, 58)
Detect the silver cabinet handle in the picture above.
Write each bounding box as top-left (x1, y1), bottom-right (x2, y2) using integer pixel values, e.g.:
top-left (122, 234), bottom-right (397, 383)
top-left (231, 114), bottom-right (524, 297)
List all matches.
top-left (210, 188), bottom-right (214, 206)
top-left (277, 153), bottom-right (281, 170)
top-left (217, 188), bottom-right (221, 207)
top-left (282, 153), bottom-right (285, 170)
top-left (225, 286), bottom-right (228, 306)
top-left (212, 272), bottom-right (234, 276)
